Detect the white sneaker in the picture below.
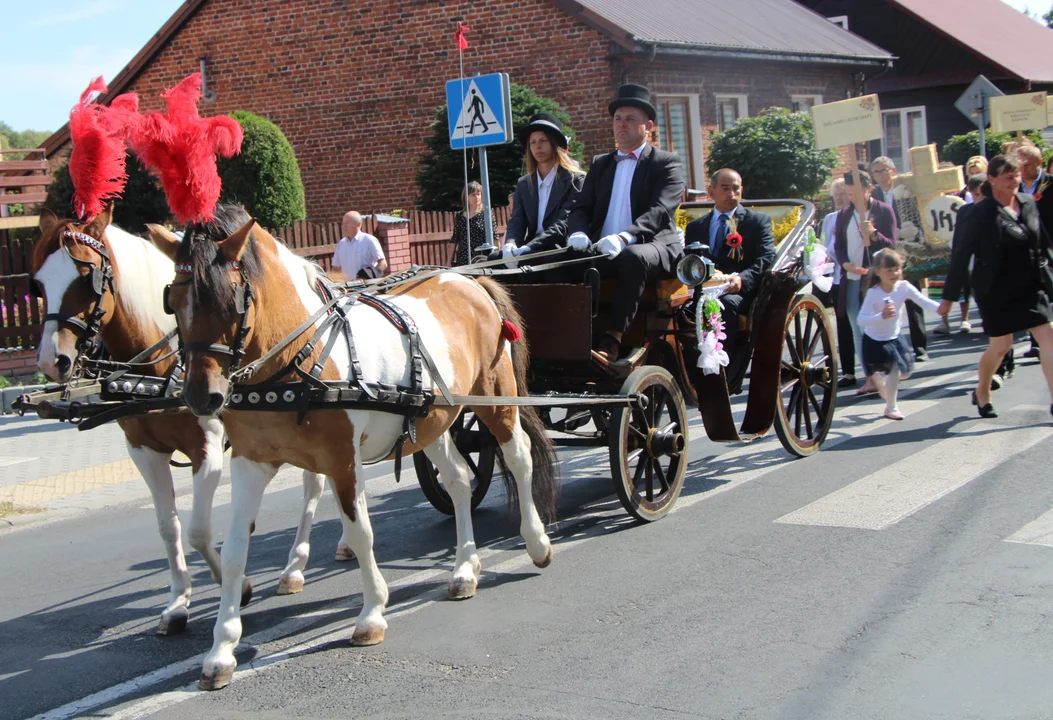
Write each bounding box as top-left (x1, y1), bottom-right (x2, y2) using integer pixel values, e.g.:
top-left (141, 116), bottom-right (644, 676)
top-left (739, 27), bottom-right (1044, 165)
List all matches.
top-left (959, 320), bottom-right (972, 333)
top-left (933, 317), bottom-right (952, 335)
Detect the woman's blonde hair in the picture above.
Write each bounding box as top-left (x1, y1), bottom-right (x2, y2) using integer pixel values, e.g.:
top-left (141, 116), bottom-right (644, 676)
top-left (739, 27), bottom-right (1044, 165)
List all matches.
top-left (965, 155), bottom-right (988, 174)
top-left (524, 135), bottom-right (583, 177)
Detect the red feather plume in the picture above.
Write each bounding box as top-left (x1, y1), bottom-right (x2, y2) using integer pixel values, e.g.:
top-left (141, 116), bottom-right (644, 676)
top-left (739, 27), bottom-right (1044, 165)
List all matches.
top-left (68, 77), bottom-right (141, 219)
top-left (126, 73), bottom-right (243, 224)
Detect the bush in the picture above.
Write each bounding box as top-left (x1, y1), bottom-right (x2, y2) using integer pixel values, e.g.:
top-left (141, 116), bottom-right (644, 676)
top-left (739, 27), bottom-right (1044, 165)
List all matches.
top-left (942, 129), bottom-right (1051, 166)
top-left (44, 152), bottom-right (171, 233)
top-left (218, 111), bottom-right (306, 229)
top-left (705, 107), bottom-right (839, 199)
top-left (416, 84), bottom-right (584, 211)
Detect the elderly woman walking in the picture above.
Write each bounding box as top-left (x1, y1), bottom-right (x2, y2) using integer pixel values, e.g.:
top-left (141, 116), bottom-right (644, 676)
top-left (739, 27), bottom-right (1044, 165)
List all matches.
top-left (940, 154), bottom-right (1053, 419)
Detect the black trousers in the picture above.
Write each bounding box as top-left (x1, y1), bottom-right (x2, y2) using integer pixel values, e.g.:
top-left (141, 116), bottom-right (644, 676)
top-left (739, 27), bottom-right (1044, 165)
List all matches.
top-left (719, 292), bottom-right (752, 353)
top-left (906, 299), bottom-right (927, 352)
top-left (607, 242), bottom-right (681, 335)
top-left (816, 284), bottom-right (855, 377)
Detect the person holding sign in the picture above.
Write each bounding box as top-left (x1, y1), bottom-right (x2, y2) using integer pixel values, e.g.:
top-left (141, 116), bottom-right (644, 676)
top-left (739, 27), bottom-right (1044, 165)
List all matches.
top-left (834, 166), bottom-right (898, 397)
top-left (533, 84), bottom-right (685, 364)
top-left (940, 154), bottom-right (1053, 420)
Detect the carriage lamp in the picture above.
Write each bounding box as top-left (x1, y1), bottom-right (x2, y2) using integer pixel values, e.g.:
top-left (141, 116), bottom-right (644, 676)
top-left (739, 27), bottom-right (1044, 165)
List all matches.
top-left (676, 252), bottom-right (714, 287)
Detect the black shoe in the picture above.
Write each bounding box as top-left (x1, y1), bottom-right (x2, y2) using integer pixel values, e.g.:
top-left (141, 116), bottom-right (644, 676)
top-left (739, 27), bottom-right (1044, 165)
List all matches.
top-left (915, 349), bottom-right (930, 362)
top-left (972, 390), bottom-right (998, 418)
top-left (837, 375), bottom-right (858, 388)
top-left (1023, 346), bottom-right (1040, 359)
top-left (991, 374), bottom-right (1004, 391)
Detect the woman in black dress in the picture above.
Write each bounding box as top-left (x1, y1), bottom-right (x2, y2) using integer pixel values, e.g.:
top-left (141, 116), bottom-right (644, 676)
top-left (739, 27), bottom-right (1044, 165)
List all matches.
top-left (940, 154), bottom-right (1053, 419)
top-left (451, 181), bottom-right (499, 266)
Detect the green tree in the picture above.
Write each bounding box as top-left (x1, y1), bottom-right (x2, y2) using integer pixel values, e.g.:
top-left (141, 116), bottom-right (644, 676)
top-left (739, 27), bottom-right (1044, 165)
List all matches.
top-left (415, 84), bottom-right (584, 211)
top-left (43, 152), bottom-right (171, 233)
top-left (941, 129), bottom-right (1051, 167)
top-left (0, 122), bottom-right (51, 159)
top-left (1042, 2), bottom-right (1052, 27)
top-left (217, 111), bottom-right (306, 229)
top-left (705, 107), bottom-right (839, 199)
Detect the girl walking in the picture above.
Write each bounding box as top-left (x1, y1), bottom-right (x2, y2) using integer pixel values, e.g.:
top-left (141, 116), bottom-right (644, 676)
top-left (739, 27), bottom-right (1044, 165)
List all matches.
top-left (858, 249), bottom-right (941, 420)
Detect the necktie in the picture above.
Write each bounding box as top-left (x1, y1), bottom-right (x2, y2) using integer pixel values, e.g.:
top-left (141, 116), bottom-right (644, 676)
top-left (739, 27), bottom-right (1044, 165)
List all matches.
top-left (713, 213), bottom-right (729, 255)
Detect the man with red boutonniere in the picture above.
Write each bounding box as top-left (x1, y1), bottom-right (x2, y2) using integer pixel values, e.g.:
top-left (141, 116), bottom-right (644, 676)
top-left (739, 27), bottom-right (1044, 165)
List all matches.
top-left (684, 168), bottom-right (776, 353)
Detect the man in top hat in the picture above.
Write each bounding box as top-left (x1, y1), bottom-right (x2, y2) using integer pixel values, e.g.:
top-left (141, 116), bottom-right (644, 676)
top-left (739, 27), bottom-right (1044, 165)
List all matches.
top-left (502, 113), bottom-right (585, 253)
top-left (531, 83), bottom-right (685, 363)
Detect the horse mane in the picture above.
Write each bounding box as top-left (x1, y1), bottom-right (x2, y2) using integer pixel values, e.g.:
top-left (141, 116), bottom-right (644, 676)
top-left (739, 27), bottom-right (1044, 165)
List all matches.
top-left (178, 203), bottom-right (263, 311)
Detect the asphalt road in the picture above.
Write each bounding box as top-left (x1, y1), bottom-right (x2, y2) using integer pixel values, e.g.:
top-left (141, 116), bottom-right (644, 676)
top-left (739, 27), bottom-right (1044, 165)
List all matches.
top-left (3, 328), bottom-right (1053, 720)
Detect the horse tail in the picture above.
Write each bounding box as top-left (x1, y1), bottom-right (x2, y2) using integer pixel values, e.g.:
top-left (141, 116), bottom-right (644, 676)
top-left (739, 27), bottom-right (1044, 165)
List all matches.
top-left (474, 276), bottom-right (559, 523)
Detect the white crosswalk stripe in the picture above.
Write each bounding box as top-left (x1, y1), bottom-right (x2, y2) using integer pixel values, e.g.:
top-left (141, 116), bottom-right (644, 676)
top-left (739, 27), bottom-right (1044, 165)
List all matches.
top-left (1005, 507), bottom-right (1053, 548)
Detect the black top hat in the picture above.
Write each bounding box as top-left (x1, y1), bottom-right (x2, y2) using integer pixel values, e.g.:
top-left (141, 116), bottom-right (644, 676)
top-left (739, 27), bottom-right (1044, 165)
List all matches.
top-left (608, 84), bottom-right (656, 121)
top-left (518, 112), bottom-right (569, 150)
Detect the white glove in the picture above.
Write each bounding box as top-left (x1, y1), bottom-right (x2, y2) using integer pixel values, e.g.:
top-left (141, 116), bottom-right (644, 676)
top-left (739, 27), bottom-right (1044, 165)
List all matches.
top-left (501, 242), bottom-right (518, 258)
top-left (568, 232), bottom-right (590, 251)
top-left (595, 234), bottom-right (625, 257)
top-left (513, 245), bottom-right (531, 256)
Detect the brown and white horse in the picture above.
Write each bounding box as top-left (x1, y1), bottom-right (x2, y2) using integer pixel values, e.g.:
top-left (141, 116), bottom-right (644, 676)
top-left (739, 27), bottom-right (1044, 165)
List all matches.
top-left (151, 204), bottom-right (557, 690)
top-left (31, 206), bottom-right (343, 636)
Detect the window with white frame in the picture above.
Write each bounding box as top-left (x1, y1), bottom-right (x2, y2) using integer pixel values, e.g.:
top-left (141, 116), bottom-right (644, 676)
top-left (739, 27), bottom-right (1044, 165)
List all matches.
top-left (791, 94), bottom-right (823, 113)
top-left (881, 106), bottom-right (927, 172)
top-left (655, 95), bottom-right (705, 189)
top-left (715, 94), bottom-right (748, 132)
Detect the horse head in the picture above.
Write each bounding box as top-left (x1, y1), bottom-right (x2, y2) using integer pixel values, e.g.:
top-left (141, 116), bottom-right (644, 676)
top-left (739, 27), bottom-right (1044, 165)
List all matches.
top-left (151, 204), bottom-right (263, 417)
top-left (33, 205), bottom-right (117, 381)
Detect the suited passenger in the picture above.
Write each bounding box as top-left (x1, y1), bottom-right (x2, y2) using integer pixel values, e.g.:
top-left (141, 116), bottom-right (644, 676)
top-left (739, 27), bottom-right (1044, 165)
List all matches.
top-left (501, 113), bottom-right (584, 261)
top-left (531, 83), bottom-right (685, 363)
top-left (684, 169), bottom-right (776, 351)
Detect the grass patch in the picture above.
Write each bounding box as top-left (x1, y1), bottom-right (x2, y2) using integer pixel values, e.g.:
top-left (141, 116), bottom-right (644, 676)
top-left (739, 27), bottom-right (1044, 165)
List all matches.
top-left (0, 501), bottom-right (47, 518)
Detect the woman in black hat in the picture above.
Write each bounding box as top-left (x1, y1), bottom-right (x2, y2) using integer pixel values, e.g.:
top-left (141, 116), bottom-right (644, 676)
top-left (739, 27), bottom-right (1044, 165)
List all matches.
top-left (501, 113), bottom-right (584, 260)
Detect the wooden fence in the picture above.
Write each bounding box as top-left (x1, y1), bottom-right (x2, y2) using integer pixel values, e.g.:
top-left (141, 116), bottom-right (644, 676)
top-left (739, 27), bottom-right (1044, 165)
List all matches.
top-left (0, 236), bottom-right (41, 350)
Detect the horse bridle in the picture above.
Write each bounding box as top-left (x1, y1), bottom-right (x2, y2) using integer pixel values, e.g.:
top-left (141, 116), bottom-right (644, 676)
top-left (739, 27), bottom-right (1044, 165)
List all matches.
top-left (33, 229), bottom-right (115, 365)
top-left (163, 260), bottom-right (255, 374)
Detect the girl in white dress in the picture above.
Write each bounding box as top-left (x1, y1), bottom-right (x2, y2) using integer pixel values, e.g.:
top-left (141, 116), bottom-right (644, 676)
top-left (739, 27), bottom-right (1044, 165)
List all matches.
top-left (857, 249), bottom-right (941, 420)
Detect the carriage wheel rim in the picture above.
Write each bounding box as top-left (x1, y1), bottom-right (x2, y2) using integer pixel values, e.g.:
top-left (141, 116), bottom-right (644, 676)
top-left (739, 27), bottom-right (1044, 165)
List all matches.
top-left (779, 299), bottom-right (836, 450)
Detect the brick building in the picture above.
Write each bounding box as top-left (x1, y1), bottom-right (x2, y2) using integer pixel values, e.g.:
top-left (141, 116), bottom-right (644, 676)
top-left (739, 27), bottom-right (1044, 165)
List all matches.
top-left (41, 0), bottom-right (891, 222)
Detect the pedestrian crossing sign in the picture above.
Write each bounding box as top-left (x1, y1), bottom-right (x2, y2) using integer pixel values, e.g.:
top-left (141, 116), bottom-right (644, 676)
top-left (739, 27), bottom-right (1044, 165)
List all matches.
top-left (446, 73), bottom-right (513, 150)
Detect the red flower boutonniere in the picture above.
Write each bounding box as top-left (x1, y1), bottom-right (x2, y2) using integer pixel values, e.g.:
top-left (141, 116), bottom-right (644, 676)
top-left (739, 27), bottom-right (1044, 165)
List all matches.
top-left (725, 217), bottom-right (744, 262)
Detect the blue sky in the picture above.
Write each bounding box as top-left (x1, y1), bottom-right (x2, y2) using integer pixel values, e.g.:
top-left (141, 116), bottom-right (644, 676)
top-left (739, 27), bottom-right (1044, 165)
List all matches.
top-left (2, 0), bottom-right (1047, 134)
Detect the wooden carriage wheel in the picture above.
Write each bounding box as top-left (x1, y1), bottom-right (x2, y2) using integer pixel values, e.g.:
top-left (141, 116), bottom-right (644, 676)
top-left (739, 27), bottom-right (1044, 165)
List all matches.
top-left (413, 411), bottom-right (496, 515)
top-left (609, 366), bottom-right (689, 522)
top-left (774, 294), bottom-right (837, 457)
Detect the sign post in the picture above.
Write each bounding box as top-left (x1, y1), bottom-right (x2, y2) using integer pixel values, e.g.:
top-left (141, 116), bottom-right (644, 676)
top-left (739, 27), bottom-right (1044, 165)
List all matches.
top-left (811, 94), bottom-right (884, 244)
top-left (445, 72), bottom-right (513, 251)
top-left (954, 75), bottom-right (1004, 159)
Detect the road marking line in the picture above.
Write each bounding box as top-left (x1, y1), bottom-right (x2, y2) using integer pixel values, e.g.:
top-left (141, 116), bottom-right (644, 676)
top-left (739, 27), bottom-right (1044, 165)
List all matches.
top-left (1005, 507), bottom-right (1053, 548)
top-left (775, 420), bottom-right (1053, 530)
top-left (0, 456), bottom-right (35, 469)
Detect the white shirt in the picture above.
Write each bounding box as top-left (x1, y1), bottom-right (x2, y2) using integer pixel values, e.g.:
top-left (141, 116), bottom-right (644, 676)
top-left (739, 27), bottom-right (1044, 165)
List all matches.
top-left (331, 231), bottom-right (384, 277)
top-left (820, 210), bottom-right (841, 283)
top-left (536, 166), bottom-right (557, 227)
top-left (600, 140), bottom-right (648, 240)
top-left (845, 212), bottom-right (866, 281)
top-left (857, 280), bottom-right (940, 341)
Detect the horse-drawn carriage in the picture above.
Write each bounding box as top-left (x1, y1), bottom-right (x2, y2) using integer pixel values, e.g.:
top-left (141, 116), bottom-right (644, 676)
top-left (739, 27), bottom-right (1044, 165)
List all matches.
top-left (413, 198), bottom-right (837, 522)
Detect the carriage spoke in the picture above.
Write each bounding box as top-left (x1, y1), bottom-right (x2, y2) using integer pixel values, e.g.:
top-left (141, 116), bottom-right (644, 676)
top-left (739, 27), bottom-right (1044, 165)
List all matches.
top-left (788, 382), bottom-right (802, 436)
top-left (628, 424), bottom-right (648, 441)
top-left (802, 312), bottom-right (814, 359)
top-left (781, 377), bottom-right (799, 393)
top-left (653, 460), bottom-right (670, 493)
top-left (806, 385), bottom-right (824, 424)
top-left (785, 332), bottom-right (801, 365)
top-left (801, 384), bottom-right (814, 440)
top-left (627, 448), bottom-right (644, 465)
top-left (645, 459), bottom-right (654, 501)
top-left (794, 312), bottom-right (804, 360)
top-left (782, 359), bottom-right (798, 373)
top-left (632, 452), bottom-right (647, 486)
top-left (806, 314), bottom-right (823, 358)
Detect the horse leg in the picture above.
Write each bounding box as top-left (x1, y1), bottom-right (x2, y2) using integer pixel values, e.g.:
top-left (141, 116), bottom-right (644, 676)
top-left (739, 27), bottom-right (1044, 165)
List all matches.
top-left (129, 445), bottom-right (192, 636)
top-left (329, 476), bottom-right (357, 562)
top-left (276, 470), bottom-right (325, 595)
top-left (186, 419), bottom-right (225, 588)
top-left (424, 431), bottom-right (481, 599)
top-left (199, 457), bottom-right (276, 691)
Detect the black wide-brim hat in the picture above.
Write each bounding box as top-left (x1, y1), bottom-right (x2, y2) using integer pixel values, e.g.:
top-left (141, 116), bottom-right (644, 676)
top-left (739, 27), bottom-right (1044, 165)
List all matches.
top-left (518, 112), bottom-right (569, 150)
top-left (608, 83), bottom-right (656, 121)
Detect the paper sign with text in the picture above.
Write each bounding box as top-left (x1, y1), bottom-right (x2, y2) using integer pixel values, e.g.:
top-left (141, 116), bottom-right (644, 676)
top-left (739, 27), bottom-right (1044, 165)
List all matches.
top-left (989, 92), bottom-right (1048, 133)
top-left (810, 94), bottom-right (883, 150)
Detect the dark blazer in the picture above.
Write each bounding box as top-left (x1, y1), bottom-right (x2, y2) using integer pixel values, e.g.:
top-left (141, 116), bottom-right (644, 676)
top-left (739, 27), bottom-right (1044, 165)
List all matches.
top-left (945, 193), bottom-right (1050, 304)
top-left (528, 144), bottom-right (685, 252)
top-left (870, 184), bottom-right (900, 225)
top-left (1021, 170), bottom-right (1053, 239)
top-left (504, 167), bottom-right (584, 246)
top-left (832, 198), bottom-right (898, 316)
top-left (683, 206), bottom-right (775, 299)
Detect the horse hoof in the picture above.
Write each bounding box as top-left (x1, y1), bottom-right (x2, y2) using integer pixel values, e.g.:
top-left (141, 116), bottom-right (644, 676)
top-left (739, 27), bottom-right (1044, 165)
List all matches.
top-left (157, 607), bottom-right (189, 636)
top-left (350, 626), bottom-right (385, 646)
top-left (276, 574), bottom-right (304, 595)
top-left (334, 544), bottom-right (356, 562)
top-left (533, 544), bottom-right (554, 569)
top-left (447, 578), bottom-right (477, 601)
top-left (198, 666), bottom-right (234, 691)
top-left (240, 579), bottom-right (253, 607)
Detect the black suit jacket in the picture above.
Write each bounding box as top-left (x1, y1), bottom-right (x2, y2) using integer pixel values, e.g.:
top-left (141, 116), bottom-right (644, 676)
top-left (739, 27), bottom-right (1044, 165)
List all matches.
top-left (504, 167), bottom-right (584, 246)
top-left (683, 206), bottom-right (775, 299)
top-left (945, 193), bottom-right (1050, 304)
top-left (528, 144), bottom-right (685, 252)
top-left (1021, 170), bottom-right (1053, 239)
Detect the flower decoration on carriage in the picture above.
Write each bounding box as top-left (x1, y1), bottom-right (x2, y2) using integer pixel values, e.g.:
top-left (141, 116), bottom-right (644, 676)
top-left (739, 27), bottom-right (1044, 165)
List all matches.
top-left (125, 72), bottom-right (243, 224)
top-left (68, 76), bottom-right (142, 220)
top-left (802, 227), bottom-right (834, 293)
top-left (695, 291), bottom-right (729, 376)
top-left (725, 216), bottom-right (744, 262)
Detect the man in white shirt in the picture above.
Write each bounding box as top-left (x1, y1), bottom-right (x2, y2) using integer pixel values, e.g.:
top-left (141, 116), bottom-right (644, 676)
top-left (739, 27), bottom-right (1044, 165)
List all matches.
top-left (331, 211), bottom-right (387, 279)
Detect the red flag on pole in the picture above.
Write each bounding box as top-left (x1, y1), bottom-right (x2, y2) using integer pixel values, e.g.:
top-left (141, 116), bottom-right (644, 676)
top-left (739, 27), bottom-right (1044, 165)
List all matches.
top-left (455, 22), bottom-right (470, 50)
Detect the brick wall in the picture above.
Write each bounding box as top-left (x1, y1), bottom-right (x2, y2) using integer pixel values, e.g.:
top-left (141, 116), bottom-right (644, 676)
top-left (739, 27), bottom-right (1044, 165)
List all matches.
top-left (0, 349), bottom-right (37, 377)
top-left (114, 0), bottom-right (615, 223)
